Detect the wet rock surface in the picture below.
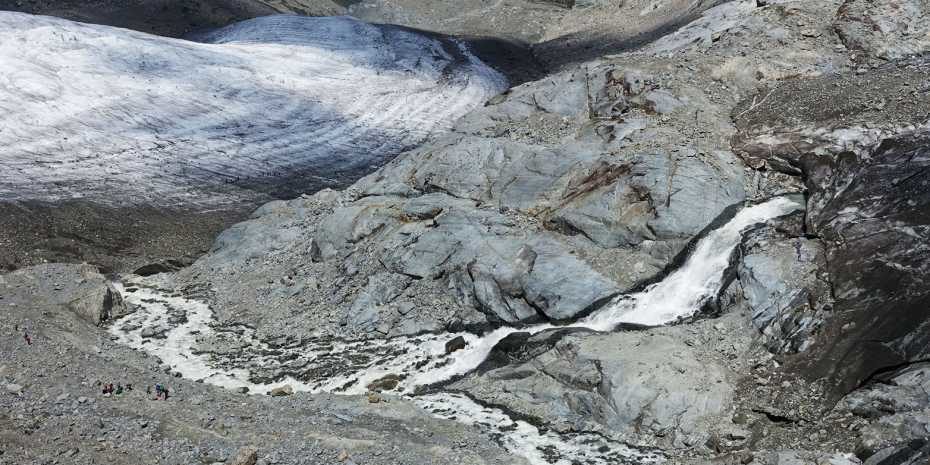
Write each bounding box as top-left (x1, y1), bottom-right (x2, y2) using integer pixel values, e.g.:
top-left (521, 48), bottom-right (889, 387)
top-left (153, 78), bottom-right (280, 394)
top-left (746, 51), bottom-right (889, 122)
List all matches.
top-left (451, 315), bottom-right (749, 449)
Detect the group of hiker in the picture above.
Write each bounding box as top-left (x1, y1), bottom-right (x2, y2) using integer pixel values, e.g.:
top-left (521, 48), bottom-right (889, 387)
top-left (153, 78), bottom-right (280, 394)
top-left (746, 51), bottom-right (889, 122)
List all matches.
top-left (150, 383), bottom-right (170, 400)
top-left (99, 382), bottom-right (169, 400)
top-left (101, 383), bottom-right (132, 397)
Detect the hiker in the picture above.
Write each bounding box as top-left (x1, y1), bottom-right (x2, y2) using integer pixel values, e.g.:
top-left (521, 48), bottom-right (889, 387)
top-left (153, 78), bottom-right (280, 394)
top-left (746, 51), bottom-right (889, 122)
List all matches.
top-left (115, 384), bottom-right (123, 395)
top-left (23, 332), bottom-right (31, 345)
top-left (126, 383), bottom-right (133, 391)
top-left (154, 384), bottom-right (169, 400)
top-left (146, 385), bottom-right (151, 395)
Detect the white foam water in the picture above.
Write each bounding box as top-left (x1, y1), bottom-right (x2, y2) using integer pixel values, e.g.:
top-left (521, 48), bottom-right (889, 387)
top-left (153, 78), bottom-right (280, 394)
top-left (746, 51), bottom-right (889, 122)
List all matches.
top-left (582, 195), bottom-right (803, 329)
top-left (415, 393), bottom-right (663, 465)
top-left (109, 196), bottom-right (802, 464)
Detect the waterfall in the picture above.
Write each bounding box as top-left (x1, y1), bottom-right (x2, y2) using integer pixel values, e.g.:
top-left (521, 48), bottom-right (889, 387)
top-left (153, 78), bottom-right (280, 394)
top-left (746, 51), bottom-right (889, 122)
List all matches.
top-left (582, 195), bottom-right (802, 329)
top-left (408, 196), bottom-right (802, 390)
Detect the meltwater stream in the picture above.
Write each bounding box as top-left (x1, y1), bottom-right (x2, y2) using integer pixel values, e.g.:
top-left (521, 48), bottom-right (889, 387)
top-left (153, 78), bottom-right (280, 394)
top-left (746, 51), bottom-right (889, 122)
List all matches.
top-left (109, 197), bottom-right (802, 464)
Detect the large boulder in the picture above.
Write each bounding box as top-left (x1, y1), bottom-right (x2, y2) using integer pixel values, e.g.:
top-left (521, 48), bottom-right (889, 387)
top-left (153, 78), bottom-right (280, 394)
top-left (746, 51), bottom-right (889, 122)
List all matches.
top-left (0, 263), bottom-right (126, 326)
top-left (450, 315), bottom-right (750, 449)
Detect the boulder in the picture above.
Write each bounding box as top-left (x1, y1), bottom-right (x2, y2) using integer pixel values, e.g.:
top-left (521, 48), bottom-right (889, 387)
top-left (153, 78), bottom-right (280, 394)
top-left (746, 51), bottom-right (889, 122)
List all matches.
top-left (444, 336), bottom-right (468, 354)
top-left (452, 323), bottom-right (736, 448)
top-left (268, 385), bottom-right (293, 397)
top-left (367, 374), bottom-right (401, 392)
top-left (67, 280), bottom-right (126, 326)
top-left (226, 447), bottom-right (258, 465)
top-left (1, 263), bottom-right (127, 326)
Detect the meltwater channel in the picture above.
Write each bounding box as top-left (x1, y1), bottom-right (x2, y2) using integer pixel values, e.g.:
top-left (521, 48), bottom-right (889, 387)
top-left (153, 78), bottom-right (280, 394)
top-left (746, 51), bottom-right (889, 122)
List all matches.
top-left (109, 196), bottom-right (802, 464)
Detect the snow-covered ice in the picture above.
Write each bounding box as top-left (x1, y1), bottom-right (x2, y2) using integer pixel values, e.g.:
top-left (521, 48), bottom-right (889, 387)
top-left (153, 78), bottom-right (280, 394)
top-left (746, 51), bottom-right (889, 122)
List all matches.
top-left (0, 13), bottom-right (506, 207)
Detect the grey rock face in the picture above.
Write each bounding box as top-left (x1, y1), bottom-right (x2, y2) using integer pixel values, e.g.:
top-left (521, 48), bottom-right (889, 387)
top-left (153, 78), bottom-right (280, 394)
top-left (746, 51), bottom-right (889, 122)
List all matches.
top-left (798, 135), bottom-right (930, 396)
top-left (345, 273), bottom-right (412, 331)
top-left (841, 364), bottom-right (930, 463)
top-left (733, 58), bottom-right (930, 398)
top-left (451, 316), bottom-right (751, 449)
top-left (862, 441), bottom-right (930, 465)
top-left (182, 57), bottom-right (751, 340)
top-left (835, 0), bottom-right (930, 61)
top-left (737, 229), bottom-right (833, 354)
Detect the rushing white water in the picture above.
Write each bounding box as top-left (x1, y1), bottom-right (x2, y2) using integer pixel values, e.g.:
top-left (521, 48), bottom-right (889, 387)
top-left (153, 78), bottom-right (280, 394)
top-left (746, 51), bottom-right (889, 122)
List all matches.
top-left (415, 393), bottom-right (663, 465)
top-left (109, 196), bottom-right (801, 464)
top-left (582, 195), bottom-right (803, 329)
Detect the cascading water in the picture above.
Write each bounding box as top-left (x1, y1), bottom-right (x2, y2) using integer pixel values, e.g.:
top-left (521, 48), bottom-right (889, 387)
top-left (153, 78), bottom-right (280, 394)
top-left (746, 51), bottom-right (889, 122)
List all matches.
top-left (582, 195), bottom-right (803, 329)
top-left (108, 196), bottom-right (802, 464)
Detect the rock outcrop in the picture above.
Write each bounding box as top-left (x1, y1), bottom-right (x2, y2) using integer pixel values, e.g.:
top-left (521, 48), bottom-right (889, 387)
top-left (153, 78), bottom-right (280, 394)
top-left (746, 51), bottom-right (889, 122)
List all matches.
top-left (451, 317), bottom-right (745, 449)
top-left (737, 224), bottom-right (833, 354)
top-left (733, 57), bottom-right (930, 397)
top-left (841, 364), bottom-right (930, 464)
top-left (835, 0), bottom-right (930, 61)
top-left (182, 53), bottom-right (757, 341)
top-left (0, 263), bottom-right (127, 326)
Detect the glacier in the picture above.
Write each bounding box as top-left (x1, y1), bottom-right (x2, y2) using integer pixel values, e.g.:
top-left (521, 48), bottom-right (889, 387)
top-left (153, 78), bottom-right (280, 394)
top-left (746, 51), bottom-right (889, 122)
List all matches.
top-left (0, 13), bottom-right (507, 208)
